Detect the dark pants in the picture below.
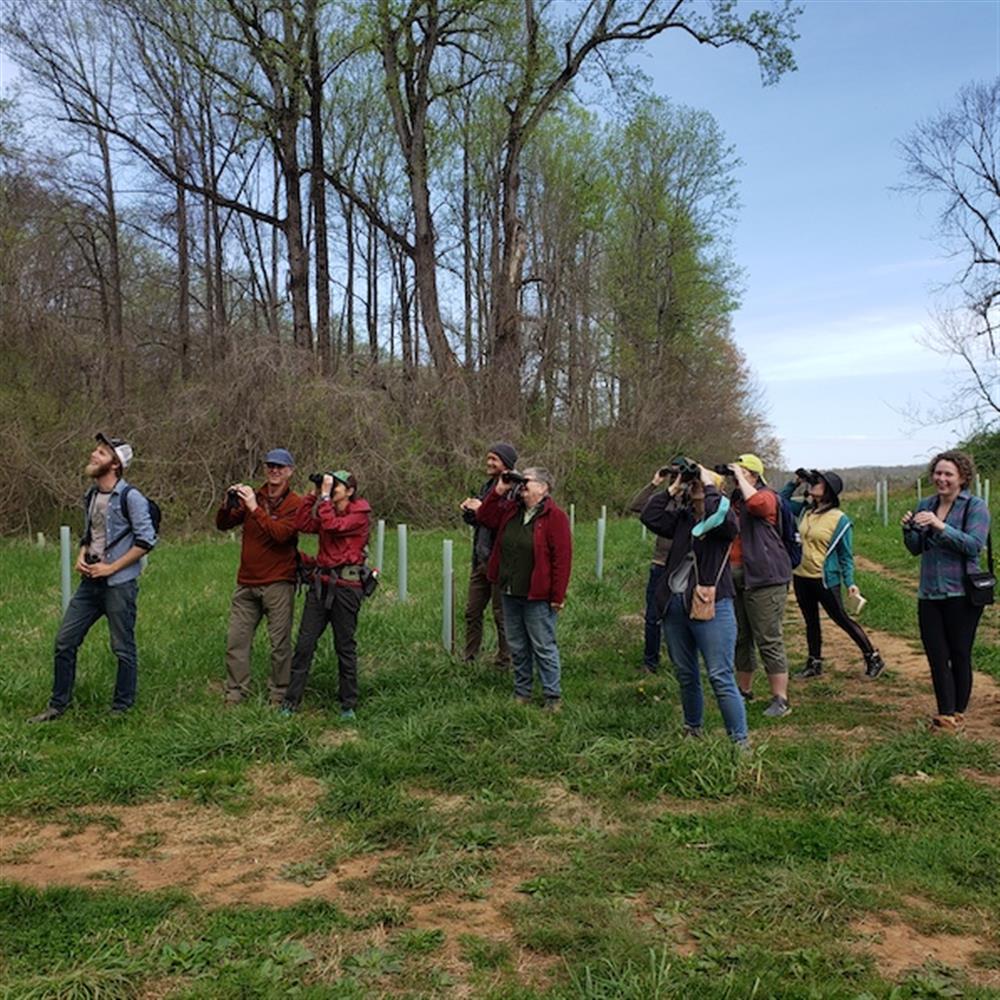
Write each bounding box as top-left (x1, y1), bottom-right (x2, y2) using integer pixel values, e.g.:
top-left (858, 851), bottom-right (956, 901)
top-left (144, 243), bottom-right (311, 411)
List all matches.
top-left (918, 596), bottom-right (984, 715)
top-left (464, 560), bottom-right (509, 663)
top-left (285, 585), bottom-right (362, 709)
top-left (51, 577), bottom-right (139, 711)
top-left (793, 575), bottom-right (874, 660)
top-left (643, 563), bottom-right (667, 668)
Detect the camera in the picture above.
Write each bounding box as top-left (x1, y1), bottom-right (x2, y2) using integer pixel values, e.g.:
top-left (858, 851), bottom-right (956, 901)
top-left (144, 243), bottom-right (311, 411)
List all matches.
top-left (500, 469), bottom-right (528, 502)
top-left (84, 552), bottom-right (102, 565)
top-left (796, 468), bottom-right (820, 486)
top-left (903, 512), bottom-right (926, 532)
top-left (669, 456), bottom-right (700, 483)
top-left (226, 488), bottom-right (242, 510)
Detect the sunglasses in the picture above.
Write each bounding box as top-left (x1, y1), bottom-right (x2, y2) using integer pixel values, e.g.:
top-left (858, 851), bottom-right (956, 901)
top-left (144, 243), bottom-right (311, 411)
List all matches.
top-left (265, 463), bottom-right (288, 470)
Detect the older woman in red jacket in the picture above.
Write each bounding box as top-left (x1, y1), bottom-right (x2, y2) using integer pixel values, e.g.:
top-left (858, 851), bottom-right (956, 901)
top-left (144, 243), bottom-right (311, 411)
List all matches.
top-left (281, 470), bottom-right (371, 719)
top-left (468, 467), bottom-right (572, 712)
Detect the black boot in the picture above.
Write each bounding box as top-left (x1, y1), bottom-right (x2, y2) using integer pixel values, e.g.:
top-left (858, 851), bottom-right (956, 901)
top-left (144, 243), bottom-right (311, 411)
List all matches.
top-left (863, 650), bottom-right (885, 679)
top-left (797, 656), bottom-right (823, 678)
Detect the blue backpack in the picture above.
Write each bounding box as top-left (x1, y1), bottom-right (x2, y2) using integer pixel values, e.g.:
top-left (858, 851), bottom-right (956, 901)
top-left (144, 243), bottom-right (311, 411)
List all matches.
top-left (775, 492), bottom-right (802, 569)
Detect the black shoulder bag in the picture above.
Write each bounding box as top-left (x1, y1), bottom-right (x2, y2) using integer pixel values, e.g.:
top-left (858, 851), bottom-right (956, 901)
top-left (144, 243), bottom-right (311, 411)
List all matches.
top-left (961, 499), bottom-right (995, 607)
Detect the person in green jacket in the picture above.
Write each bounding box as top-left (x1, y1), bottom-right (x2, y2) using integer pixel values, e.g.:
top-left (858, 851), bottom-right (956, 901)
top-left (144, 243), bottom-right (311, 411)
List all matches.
top-left (781, 471), bottom-right (885, 680)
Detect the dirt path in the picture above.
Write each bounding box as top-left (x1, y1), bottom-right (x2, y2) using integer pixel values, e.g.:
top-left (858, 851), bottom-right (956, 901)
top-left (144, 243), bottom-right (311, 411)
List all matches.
top-left (785, 564), bottom-right (1000, 744)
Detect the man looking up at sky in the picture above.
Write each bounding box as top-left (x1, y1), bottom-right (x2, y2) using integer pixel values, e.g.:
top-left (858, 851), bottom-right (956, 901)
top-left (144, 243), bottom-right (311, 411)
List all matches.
top-left (28, 434), bottom-right (157, 722)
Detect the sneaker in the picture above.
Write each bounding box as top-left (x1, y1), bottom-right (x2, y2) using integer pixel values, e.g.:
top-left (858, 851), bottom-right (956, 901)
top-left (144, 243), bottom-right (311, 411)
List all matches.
top-left (513, 694), bottom-right (532, 706)
top-left (639, 664), bottom-right (658, 675)
top-left (27, 707), bottom-right (64, 724)
top-left (339, 708), bottom-right (356, 721)
top-left (738, 687), bottom-right (754, 702)
top-left (109, 706), bottom-right (130, 717)
top-left (863, 650), bottom-right (885, 679)
top-left (542, 697), bottom-right (562, 714)
top-left (682, 723), bottom-right (703, 739)
top-left (278, 702), bottom-right (297, 717)
top-left (797, 657), bottom-right (823, 679)
top-left (763, 696), bottom-right (791, 719)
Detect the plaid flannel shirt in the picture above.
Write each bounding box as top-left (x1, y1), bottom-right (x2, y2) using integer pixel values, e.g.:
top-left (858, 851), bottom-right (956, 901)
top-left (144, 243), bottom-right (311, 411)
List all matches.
top-left (903, 490), bottom-right (990, 599)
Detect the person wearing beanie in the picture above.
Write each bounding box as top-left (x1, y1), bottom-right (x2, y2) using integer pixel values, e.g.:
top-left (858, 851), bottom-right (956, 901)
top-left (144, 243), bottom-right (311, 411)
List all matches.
top-left (781, 470), bottom-right (885, 680)
top-left (29, 433), bottom-right (157, 722)
top-left (459, 443), bottom-right (518, 668)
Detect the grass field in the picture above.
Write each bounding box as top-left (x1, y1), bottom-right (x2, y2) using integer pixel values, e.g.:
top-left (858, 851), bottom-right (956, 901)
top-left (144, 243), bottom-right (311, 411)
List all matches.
top-left (1, 490), bottom-right (1000, 999)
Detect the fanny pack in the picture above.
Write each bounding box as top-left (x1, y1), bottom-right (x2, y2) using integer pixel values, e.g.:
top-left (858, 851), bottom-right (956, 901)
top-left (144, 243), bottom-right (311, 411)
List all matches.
top-left (689, 543), bottom-right (732, 622)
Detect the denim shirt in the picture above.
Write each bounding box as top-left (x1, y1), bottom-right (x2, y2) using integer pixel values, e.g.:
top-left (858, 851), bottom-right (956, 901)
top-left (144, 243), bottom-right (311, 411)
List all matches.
top-left (903, 491), bottom-right (990, 600)
top-left (81, 477), bottom-right (157, 587)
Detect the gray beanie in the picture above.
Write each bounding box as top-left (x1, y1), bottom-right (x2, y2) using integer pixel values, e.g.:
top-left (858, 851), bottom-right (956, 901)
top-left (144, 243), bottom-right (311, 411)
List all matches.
top-left (487, 442), bottom-right (518, 470)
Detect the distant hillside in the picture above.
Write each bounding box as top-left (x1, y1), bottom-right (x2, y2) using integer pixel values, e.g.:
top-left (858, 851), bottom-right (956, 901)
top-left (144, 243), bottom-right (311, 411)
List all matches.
top-left (775, 465), bottom-right (925, 493)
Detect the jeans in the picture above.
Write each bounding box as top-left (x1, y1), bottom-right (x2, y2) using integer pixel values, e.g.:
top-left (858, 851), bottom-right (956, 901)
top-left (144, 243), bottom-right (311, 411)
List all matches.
top-left (643, 564), bottom-right (667, 668)
top-left (51, 577), bottom-right (139, 711)
top-left (502, 595), bottom-right (562, 699)
top-left (663, 594), bottom-right (747, 742)
top-left (285, 585), bottom-right (362, 709)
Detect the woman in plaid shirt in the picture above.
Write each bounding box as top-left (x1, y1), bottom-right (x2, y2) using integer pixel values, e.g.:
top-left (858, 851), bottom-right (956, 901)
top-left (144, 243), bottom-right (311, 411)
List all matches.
top-left (902, 450), bottom-right (991, 731)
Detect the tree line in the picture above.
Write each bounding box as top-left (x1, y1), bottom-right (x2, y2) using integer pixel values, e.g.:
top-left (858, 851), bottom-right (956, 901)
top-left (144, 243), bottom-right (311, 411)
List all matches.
top-left (1, 0), bottom-right (801, 534)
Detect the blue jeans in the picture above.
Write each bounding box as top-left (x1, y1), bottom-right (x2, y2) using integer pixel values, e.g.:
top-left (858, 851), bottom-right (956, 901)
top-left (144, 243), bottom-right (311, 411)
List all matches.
top-left (644, 564), bottom-right (666, 668)
top-left (502, 595), bottom-right (561, 699)
top-left (51, 577), bottom-right (139, 711)
top-left (663, 594), bottom-right (747, 742)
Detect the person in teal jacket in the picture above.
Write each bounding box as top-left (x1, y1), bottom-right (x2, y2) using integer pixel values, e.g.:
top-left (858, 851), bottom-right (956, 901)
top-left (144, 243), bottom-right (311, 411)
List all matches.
top-left (781, 471), bottom-right (885, 679)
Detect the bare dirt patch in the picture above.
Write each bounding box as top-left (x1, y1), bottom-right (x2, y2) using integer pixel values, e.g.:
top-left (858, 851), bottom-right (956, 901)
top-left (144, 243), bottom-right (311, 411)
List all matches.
top-left (522, 778), bottom-right (622, 833)
top-left (852, 912), bottom-right (1000, 987)
top-left (0, 765), bottom-right (352, 907)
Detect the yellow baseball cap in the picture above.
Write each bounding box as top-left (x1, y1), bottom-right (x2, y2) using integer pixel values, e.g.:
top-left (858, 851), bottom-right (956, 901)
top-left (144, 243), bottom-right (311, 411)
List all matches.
top-left (736, 453), bottom-right (766, 481)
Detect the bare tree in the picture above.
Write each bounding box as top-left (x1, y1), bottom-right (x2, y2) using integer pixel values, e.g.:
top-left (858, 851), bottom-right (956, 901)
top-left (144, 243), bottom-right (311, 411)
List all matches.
top-left (900, 79), bottom-right (1000, 428)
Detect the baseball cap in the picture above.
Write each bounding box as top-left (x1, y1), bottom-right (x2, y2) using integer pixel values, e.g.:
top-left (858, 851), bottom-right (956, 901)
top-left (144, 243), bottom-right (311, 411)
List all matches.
top-left (331, 470), bottom-right (353, 485)
top-left (95, 433), bottom-right (133, 470)
top-left (264, 448), bottom-right (295, 466)
top-left (736, 453), bottom-right (766, 482)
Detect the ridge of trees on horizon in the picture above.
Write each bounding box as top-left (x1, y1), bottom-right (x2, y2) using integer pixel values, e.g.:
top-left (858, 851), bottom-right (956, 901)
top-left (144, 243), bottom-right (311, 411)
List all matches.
top-left (0, 0), bottom-right (801, 534)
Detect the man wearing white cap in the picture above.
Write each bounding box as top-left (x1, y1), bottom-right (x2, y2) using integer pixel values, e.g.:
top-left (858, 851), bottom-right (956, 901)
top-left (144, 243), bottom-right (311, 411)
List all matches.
top-left (29, 433), bottom-right (157, 721)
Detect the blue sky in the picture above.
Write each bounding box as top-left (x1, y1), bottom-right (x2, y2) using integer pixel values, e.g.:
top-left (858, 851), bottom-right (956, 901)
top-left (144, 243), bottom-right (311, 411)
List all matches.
top-left (637, 0), bottom-right (1000, 468)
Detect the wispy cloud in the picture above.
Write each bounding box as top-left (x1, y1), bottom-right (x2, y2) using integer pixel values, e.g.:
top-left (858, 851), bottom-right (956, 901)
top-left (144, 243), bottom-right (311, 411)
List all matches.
top-left (737, 310), bottom-right (955, 382)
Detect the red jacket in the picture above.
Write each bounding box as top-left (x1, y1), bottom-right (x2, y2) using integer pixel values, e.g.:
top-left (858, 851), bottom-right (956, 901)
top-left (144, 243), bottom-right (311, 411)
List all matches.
top-left (295, 494), bottom-right (371, 567)
top-left (476, 490), bottom-right (572, 605)
top-left (216, 486), bottom-right (300, 586)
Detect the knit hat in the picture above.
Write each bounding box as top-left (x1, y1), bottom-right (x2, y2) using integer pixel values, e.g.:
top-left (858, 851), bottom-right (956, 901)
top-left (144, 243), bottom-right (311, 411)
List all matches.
top-left (819, 471), bottom-right (844, 497)
top-left (487, 442), bottom-right (518, 470)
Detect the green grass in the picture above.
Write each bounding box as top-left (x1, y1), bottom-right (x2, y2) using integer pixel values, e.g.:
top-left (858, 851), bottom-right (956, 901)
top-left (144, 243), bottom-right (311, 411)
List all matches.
top-left (2, 506), bottom-right (1000, 997)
